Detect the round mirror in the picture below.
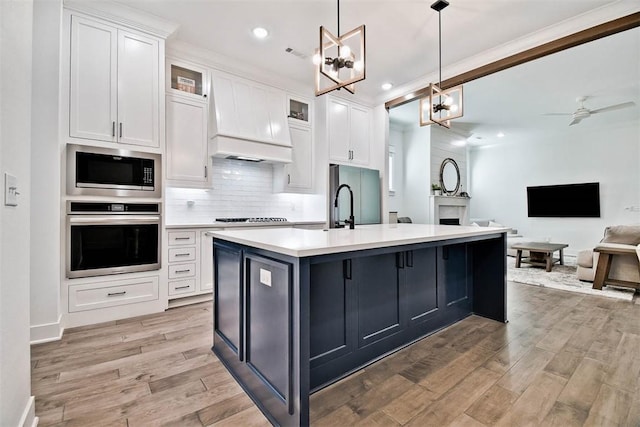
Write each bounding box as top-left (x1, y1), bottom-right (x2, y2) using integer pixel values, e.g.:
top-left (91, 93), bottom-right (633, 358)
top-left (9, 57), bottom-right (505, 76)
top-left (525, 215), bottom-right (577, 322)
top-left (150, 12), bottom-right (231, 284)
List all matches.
top-left (439, 158), bottom-right (460, 196)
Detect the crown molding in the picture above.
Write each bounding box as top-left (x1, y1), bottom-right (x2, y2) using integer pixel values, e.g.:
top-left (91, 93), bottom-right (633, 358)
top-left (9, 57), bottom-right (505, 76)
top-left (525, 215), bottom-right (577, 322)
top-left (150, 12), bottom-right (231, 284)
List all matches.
top-left (64, 0), bottom-right (178, 38)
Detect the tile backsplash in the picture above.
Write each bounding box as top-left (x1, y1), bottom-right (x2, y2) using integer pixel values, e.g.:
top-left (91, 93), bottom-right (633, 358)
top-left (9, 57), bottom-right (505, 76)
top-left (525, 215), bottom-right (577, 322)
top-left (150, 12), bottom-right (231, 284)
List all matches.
top-left (165, 158), bottom-right (325, 224)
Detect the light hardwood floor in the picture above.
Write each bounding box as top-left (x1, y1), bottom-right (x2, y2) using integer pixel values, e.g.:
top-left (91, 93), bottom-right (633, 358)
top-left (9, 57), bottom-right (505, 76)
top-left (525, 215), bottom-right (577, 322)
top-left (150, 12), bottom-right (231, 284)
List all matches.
top-left (32, 281), bottom-right (640, 426)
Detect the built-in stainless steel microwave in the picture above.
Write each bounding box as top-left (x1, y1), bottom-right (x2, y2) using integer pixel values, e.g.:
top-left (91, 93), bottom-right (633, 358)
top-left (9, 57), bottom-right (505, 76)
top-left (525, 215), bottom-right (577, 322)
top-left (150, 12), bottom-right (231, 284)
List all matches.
top-left (67, 144), bottom-right (161, 198)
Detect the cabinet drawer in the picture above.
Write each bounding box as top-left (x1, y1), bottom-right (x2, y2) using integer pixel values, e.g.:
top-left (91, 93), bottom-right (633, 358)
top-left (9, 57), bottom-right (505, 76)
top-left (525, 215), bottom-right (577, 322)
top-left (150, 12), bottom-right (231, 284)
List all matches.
top-left (168, 247), bottom-right (196, 262)
top-left (69, 276), bottom-right (159, 313)
top-left (168, 231), bottom-right (196, 245)
top-left (168, 263), bottom-right (196, 279)
top-left (169, 279), bottom-right (196, 296)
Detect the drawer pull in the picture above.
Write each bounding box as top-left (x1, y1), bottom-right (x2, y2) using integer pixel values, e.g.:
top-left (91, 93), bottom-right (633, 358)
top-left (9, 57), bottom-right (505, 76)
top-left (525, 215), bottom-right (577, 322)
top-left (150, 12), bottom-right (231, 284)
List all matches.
top-left (175, 269), bottom-right (191, 274)
top-left (174, 253), bottom-right (191, 257)
top-left (174, 237), bottom-right (191, 241)
top-left (107, 291), bottom-right (126, 297)
top-left (175, 285), bottom-right (191, 290)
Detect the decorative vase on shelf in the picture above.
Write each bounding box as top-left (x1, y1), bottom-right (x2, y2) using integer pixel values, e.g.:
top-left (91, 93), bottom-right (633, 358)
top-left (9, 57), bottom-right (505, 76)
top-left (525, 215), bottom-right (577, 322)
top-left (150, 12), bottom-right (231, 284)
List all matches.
top-left (434, 190), bottom-right (442, 196)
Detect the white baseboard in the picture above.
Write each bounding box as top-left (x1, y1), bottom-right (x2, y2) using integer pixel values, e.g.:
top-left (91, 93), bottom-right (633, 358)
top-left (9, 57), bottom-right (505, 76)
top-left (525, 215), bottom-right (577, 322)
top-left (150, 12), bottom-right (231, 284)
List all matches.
top-left (30, 315), bottom-right (63, 344)
top-left (18, 396), bottom-right (37, 427)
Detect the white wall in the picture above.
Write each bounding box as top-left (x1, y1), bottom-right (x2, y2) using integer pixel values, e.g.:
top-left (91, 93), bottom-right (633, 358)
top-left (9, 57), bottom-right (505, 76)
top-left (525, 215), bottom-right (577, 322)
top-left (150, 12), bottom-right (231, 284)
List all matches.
top-left (388, 123), bottom-right (405, 215)
top-left (30, 0), bottom-right (63, 343)
top-left (430, 126), bottom-right (468, 196)
top-left (401, 124), bottom-right (431, 224)
top-left (469, 121), bottom-right (640, 255)
top-left (0, 0), bottom-right (37, 425)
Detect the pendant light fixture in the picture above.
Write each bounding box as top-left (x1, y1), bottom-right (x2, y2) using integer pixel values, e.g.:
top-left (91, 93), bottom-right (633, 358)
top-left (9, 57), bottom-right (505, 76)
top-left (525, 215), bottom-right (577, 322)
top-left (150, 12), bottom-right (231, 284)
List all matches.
top-left (314, 0), bottom-right (366, 96)
top-left (420, 0), bottom-right (463, 128)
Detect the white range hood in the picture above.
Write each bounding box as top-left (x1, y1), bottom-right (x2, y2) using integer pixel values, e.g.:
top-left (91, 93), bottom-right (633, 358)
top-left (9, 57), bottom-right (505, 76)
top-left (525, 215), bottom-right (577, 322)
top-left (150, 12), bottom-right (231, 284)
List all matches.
top-left (209, 70), bottom-right (292, 163)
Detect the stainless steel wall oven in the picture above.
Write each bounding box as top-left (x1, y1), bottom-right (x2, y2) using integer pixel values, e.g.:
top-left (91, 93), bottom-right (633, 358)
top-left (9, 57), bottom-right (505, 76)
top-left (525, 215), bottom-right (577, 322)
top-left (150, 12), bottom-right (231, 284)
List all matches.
top-left (66, 202), bottom-right (161, 278)
top-left (67, 144), bottom-right (161, 198)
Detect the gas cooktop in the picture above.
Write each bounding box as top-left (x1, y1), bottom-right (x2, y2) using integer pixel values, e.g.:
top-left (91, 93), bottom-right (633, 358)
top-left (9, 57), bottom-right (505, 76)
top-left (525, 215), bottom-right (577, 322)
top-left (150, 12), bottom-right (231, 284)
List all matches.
top-left (215, 217), bottom-right (289, 223)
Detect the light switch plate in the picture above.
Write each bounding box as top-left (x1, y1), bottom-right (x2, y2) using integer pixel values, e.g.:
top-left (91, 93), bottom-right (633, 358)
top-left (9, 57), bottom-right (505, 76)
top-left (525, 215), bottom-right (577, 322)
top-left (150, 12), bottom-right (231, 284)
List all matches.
top-left (4, 173), bottom-right (18, 206)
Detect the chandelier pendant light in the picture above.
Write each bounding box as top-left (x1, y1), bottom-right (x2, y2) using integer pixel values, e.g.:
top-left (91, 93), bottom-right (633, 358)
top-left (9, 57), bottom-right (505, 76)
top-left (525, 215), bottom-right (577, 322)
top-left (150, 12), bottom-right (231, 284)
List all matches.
top-left (420, 0), bottom-right (463, 128)
top-left (314, 0), bottom-right (366, 96)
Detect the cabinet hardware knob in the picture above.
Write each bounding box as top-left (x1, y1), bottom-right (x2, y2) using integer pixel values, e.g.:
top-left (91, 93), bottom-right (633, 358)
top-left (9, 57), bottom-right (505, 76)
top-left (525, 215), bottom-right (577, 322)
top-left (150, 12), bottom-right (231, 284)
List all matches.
top-left (175, 269), bottom-right (191, 273)
top-left (175, 285), bottom-right (191, 290)
top-left (112, 121), bottom-right (116, 137)
top-left (287, 174), bottom-right (291, 184)
top-left (174, 237), bottom-right (190, 240)
top-left (204, 165), bottom-right (207, 178)
top-left (175, 253), bottom-right (190, 257)
top-left (107, 291), bottom-right (126, 297)
top-left (119, 122), bottom-right (123, 138)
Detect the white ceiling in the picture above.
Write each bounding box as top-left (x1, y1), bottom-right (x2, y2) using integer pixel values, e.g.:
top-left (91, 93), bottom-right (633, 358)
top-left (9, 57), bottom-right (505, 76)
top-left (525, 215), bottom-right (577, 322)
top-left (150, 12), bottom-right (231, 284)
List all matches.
top-left (389, 26), bottom-right (640, 146)
top-left (117, 0), bottom-right (633, 102)
top-left (113, 0), bottom-right (639, 146)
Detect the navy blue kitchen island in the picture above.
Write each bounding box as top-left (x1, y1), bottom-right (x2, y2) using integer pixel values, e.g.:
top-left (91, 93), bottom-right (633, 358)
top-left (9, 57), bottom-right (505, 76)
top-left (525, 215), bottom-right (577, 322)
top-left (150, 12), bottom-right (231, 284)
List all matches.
top-left (208, 224), bottom-right (508, 426)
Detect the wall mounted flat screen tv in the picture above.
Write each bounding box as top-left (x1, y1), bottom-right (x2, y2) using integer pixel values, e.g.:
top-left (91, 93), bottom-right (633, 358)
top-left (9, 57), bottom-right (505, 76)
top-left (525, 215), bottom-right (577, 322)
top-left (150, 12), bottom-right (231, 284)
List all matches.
top-left (527, 182), bottom-right (600, 218)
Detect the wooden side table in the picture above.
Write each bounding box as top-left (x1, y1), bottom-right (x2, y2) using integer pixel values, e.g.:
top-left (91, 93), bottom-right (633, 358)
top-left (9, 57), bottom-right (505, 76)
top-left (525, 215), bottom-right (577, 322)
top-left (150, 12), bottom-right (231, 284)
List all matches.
top-left (593, 243), bottom-right (640, 290)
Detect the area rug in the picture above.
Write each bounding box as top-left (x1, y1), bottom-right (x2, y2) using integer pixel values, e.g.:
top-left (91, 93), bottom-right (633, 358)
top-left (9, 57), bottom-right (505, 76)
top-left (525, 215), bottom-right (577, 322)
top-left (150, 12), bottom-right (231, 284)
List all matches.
top-left (506, 256), bottom-right (635, 301)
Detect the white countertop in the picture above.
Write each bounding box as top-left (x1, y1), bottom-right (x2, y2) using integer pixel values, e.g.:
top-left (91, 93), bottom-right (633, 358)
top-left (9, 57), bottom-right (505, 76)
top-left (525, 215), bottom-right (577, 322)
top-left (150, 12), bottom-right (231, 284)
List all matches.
top-left (166, 221), bottom-right (325, 229)
top-left (207, 224), bottom-right (510, 257)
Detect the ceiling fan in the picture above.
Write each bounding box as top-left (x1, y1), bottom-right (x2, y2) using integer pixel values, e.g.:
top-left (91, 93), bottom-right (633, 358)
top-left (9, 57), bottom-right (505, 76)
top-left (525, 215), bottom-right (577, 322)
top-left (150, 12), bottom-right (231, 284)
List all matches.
top-left (544, 96), bottom-right (636, 126)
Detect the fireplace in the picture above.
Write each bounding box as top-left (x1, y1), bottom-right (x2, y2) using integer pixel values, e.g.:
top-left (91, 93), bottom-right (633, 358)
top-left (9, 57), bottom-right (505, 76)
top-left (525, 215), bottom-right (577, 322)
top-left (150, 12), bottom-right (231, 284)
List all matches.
top-left (429, 195), bottom-right (470, 225)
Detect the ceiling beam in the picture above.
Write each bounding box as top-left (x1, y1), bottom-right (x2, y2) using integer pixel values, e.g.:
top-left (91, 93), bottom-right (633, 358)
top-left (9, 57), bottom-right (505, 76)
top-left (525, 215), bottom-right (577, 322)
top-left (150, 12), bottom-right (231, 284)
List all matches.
top-left (385, 12), bottom-right (640, 110)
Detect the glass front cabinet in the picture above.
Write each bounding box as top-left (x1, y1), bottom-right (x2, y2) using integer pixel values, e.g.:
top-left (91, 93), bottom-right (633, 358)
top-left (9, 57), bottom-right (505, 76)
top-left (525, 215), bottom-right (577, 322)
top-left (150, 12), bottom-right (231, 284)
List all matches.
top-left (166, 58), bottom-right (209, 102)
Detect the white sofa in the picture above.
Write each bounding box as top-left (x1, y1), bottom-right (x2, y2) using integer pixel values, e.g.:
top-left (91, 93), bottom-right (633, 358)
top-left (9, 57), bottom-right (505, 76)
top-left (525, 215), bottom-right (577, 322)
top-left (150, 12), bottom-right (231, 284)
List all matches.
top-left (576, 225), bottom-right (640, 284)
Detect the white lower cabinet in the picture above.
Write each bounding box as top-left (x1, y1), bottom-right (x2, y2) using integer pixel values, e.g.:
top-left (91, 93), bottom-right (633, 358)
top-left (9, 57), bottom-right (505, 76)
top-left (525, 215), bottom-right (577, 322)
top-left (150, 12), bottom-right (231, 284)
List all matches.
top-left (69, 276), bottom-right (159, 312)
top-left (166, 228), bottom-right (218, 301)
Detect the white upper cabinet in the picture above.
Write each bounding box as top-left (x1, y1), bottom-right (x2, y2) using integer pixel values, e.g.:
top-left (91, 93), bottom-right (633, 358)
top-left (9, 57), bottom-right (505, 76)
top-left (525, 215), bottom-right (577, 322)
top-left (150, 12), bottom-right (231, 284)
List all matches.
top-left (274, 123), bottom-right (313, 192)
top-left (286, 125), bottom-right (313, 190)
top-left (165, 95), bottom-right (209, 187)
top-left (327, 96), bottom-right (371, 166)
top-left (69, 15), bottom-right (160, 148)
top-left (209, 70), bottom-right (292, 161)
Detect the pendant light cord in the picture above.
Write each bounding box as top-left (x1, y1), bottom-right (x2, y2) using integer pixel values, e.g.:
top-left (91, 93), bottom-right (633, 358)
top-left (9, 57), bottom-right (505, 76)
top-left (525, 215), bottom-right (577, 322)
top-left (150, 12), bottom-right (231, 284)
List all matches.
top-left (438, 10), bottom-right (442, 87)
top-left (337, 0), bottom-right (340, 37)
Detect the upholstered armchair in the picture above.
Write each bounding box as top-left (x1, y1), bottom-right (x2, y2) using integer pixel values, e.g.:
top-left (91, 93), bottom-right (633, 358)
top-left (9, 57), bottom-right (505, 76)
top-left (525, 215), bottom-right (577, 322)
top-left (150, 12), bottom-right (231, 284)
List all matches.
top-left (576, 225), bottom-right (640, 289)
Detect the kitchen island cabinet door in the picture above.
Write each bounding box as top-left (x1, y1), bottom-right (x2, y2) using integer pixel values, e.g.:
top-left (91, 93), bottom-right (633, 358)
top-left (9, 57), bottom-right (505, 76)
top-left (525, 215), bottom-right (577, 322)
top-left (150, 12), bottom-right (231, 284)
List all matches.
top-left (309, 260), bottom-right (356, 368)
top-left (214, 243), bottom-right (243, 356)
top-left (404, 247), bottom-right (439, 325)
top-left (440, 243), bottom-right (472, 315)
top-left (356, 253), bottom-right (403, 347)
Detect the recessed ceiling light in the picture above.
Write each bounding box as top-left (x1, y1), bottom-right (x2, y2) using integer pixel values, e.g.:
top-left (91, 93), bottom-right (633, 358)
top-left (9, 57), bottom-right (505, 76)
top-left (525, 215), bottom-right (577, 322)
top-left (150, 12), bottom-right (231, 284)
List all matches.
top-left (252, 27), bottom-right (269, 39)
top-left (381, 82), bottom-right (393, 91)
top-left (497, 132), bottom-right (505, 138)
